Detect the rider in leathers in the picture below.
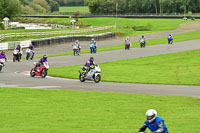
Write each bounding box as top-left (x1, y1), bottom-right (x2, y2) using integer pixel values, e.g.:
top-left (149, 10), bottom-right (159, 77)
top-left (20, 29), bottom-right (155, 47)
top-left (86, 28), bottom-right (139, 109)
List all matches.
top-left (138, 109), bottom-right (168, 133)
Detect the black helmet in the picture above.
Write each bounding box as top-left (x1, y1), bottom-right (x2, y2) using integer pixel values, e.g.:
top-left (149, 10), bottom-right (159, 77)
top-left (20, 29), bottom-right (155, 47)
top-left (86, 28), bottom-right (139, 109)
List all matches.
top-left (1, 51), bottom-right (5, 55)
top-left (90, 57), bottom-right (94, 61)
top-left (43, 55), bottom-right (47, 59)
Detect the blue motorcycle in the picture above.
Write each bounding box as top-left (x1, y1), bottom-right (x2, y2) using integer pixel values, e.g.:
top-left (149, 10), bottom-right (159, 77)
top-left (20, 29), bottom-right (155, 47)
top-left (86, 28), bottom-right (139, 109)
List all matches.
top-left (90, 43), bottom-right (96, 54)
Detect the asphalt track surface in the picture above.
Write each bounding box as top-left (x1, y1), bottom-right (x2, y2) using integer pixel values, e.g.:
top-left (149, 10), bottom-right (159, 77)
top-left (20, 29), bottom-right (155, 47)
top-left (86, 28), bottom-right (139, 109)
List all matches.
top-left (1, 38), bottom-right (200, 97)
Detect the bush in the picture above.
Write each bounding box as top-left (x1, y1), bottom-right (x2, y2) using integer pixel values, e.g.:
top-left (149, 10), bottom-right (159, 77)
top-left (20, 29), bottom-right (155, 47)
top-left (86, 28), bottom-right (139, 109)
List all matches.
top-left (0, 23), bottom-right (5, 30)
top-left (132, 24), bottom-right (152, 31)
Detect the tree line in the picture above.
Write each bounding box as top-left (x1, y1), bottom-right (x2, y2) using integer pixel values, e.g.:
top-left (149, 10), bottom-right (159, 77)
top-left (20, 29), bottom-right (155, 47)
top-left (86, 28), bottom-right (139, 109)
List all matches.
top-left (20, 0), bottom-right (85, 14)
top-left (87, 0), bottom-right (200, 15)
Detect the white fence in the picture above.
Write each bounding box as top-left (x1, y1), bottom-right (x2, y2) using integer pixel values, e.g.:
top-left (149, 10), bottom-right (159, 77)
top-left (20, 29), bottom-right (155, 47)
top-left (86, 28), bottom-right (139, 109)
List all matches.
top-left (0, 26), bottom-right (115, 42)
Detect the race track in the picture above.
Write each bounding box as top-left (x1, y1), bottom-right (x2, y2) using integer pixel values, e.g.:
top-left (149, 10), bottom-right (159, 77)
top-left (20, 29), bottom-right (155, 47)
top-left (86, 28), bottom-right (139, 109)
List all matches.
top-left (1, 38), bottom-right (200, 97)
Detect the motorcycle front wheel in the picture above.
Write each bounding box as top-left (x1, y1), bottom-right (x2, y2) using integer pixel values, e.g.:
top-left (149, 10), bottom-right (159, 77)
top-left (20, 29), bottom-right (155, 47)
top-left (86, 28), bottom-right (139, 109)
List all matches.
top-left (94, 74), bottom-right (101, 83)
top-left (26, 53), bottom-right (30, 60)
top-left (41, 69), bottom-right (47, 78)
top-left (0, 65), bottom-right (2, 72)
top-left (79, 74), bottom-right (85, 82)
top-left (30, 68), bottom-right (35, 77)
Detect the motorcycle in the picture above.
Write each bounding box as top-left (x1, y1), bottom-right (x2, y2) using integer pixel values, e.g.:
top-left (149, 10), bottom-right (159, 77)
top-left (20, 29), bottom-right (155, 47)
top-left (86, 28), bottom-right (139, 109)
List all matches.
top-left (72, 45), bottom-right (80, 56)
top-left (125, 43), bottom-right (131, 50)
top-left (140, 39), bottom-right (145, 48)
top-left (0, 58), bottom-right (5, 72)
top-left (78, 64), bottom-right (101, 83)
top-left (168, 37), bottom-right (173, 44)
top-left (13, 49), bottom-right (22, 62)
top-left (90, 43), bottom-right (96, 54)
top-left (30, 62), bottom-right (49, 78)
top-left (26, 48), bottom-right (34, 60)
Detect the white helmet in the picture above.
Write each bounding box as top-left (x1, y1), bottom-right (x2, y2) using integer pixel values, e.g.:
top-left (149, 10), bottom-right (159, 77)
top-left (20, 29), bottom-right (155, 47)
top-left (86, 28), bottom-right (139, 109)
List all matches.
top-left (146, 109), bottom-right (157, 123)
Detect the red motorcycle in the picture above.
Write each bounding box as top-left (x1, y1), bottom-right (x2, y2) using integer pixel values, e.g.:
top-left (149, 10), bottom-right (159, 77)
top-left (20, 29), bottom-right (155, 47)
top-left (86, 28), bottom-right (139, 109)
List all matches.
top-left (30, 62), bottom-right (49, 78)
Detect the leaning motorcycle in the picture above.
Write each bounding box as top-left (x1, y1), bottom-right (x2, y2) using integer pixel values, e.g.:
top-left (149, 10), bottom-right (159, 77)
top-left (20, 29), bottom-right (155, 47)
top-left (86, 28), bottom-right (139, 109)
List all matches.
top-left (0, 58), bottom-right (5, 72)
top-left (78, 64), bottom-right (101, 83)
top-left (13, 50), bottom-right (22, 62)
top-left (26, 48), bottom-right (34, 60)
top-left (30, 62), bottom-right (49, 78)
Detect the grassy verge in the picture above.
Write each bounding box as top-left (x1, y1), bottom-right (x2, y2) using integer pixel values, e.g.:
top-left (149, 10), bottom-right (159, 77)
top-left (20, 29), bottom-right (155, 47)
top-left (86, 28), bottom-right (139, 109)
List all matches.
top-left (0, 87), bottom-right (199, 133)
top-left (1, 18), bottom-right (197, 42)
top-left (34, 30), bottom-right (200, 59)
top-left (48, 49), bottom-right (200, 85)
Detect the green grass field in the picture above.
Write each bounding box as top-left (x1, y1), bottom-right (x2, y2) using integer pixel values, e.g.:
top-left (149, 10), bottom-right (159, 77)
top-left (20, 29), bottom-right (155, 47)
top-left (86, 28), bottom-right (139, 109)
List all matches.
top-left (59, 6), bottom-right (90, 13)
top-left (0, 87), bottom-right (199, 133)
top-left (48, 49), bottom-right (200, 85)
top-left (46, 18), bottom-right (196, 36)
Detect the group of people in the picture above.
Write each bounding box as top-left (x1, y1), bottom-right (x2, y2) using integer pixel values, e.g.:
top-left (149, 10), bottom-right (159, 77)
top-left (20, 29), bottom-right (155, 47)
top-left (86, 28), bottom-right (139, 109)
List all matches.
top-left (72, 38), bottom-right (97, 55)
top-left (125, 33), bottom-right (173, 49)
top-left (125, 35), bottom-right (146, 50)
top-left (2, 36), bottom-right (169, 133)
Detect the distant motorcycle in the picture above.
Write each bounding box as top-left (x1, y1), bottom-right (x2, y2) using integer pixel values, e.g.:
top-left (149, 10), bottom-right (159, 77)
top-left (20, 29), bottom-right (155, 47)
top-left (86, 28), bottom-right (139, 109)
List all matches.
top-left (30, 62), bottom-right (49, 78)
top-left (0, 58), bottom-right (5, 72)
top-left (90, 43), bottom-right (96, 54)
top-left (13, 49), bottom-right (22, 62)
top-left (168, 37), bottom-right (173, 44)
top-left (78, 64), bottom-right (101, 83)
top-left (72, 45), bottom-right (80, 56)
top-left (26, 48), bottom-right (34, 60)
top-left (140, 39), bottom-right (145, 48)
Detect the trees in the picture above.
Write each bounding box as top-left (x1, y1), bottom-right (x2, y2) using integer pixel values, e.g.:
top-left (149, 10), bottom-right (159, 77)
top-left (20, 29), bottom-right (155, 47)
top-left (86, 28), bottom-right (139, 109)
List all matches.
top-left (0, 0), bottom-right (21, 20)
top-left (87, 0), bottom-right (200, 15)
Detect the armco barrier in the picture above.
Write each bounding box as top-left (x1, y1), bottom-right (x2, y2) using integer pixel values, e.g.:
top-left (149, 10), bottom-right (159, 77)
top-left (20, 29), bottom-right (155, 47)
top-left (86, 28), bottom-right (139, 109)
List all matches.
top-left (32, 32), bottom-right (115, 47)
top-left (0, 32), bottom-right (115, 50)
top-left (0, 43), bottom-right (8, 50)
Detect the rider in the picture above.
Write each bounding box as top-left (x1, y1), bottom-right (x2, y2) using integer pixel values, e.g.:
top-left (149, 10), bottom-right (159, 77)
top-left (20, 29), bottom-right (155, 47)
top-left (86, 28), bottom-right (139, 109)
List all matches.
top-left (125, 36), bottom-right (131, 50)
top-left (90, 38), bottom-right (97, 53)
top-left (0, 51), bottom-right (7, 61)
top-left (84, 57), bottom-right (95, 72)
top-left (28, 44), bottom-right (35, 59)
top-left (16, 45), bottom-right (22, 59)
top-left (34, 55), bottom-right (48, 72)
top-left (138, 109), bottom-right (168, 133)
top-left (168, 33), bottom-right (173, 44)
top-left (139, 35), bottom-right (146, 48)
top-left (73, 40), bottom-right (81, 54)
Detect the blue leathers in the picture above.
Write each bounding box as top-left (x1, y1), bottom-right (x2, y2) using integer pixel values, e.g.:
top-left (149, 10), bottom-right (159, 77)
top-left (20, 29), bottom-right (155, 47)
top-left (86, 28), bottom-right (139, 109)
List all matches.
top-left (145, 116), bottom-right (168, 133)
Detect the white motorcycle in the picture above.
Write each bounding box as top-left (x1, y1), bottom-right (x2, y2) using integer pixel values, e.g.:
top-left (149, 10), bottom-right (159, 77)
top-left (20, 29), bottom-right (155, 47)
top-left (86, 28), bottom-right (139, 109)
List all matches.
top-left (72, 45), bottom-right (80, 56)
top-left (13, 49), bottom-right (22, 62)
top-left (26, 48), bottom-right (34, 60)
top-left (78, 64), bottom-right (101, 83)
top-left (0, 58), bottom-right (5, 72)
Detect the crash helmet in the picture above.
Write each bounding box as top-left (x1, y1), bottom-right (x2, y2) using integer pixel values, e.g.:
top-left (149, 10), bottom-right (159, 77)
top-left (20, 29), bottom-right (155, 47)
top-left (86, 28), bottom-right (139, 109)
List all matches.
top-left (1, 51), bottom-right (5, 55)
top-left (75, 40), bottom-right (79, 43)
top-left (43, 55), bottom-right (47, 60)
top-left (146, 109), bottom-right (157, 123)
top-left (90, 57), bottom-right (94, 62)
